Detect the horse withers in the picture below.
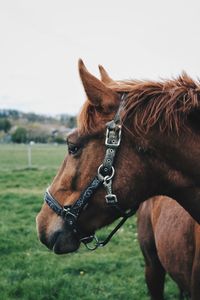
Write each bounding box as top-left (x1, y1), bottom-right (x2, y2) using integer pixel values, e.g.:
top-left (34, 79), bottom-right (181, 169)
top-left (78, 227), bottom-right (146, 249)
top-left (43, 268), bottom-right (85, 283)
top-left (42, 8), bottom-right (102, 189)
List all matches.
top-left (36, 60), bottom-right (200, 254)
top-left (138, 196), bottom-right (200, 300)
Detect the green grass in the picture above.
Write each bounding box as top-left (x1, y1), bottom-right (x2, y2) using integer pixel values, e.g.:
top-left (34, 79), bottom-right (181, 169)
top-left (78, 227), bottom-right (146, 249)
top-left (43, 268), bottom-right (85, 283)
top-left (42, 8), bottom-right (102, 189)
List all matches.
top-left (0, 143), bottom-right (179, 299)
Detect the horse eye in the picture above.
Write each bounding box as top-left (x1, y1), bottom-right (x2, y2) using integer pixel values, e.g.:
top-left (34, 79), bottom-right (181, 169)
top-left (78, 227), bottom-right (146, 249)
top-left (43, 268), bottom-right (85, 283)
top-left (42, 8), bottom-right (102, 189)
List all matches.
top-left (68, 143), bottom-right (80, 155)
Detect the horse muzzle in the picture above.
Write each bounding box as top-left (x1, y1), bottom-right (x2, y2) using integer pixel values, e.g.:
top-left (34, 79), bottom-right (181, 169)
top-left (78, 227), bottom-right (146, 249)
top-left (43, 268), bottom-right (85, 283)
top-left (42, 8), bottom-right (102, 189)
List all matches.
top-left (39, 228), bottom-right (80, 254)
top-left (36, 212), bottom-right (81, 254)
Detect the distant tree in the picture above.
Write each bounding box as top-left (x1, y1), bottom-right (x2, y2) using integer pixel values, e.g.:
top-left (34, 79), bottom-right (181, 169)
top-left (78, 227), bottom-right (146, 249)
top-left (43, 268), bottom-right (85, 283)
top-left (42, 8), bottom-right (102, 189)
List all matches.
top-left (0, 109), bottom-right (20, 119)
top-left (26, 112), bottom-right (46, 122)
top-left (53, 135), bottom-right (65, 144)
top-left (27, 126), bottom-right (50, 143)
top-left (26, 113), bottom-right (38, 122)
top-left (9, 110), bottom-right (20, 119)
top-left (60, 114), bottom-right (76, 128)
top-left (12, 127), bottom-right (27, 143)
top-left (0, 118), bottom-right (11, 132)
top-left (67, 116), bottom-right (76, 128)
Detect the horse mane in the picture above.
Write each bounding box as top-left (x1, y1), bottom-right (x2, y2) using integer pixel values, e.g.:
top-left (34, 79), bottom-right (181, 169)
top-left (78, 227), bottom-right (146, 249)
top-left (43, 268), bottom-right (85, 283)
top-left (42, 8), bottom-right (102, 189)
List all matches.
top-left (78, 73), bottom-right (200, 136)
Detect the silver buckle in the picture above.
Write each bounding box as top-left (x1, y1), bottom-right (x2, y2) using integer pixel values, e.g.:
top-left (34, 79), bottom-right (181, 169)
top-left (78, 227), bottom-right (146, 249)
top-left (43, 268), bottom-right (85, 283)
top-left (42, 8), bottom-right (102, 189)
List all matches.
top-left (105, 194), bottom-right (118, 204)
top-left (105, 127), bottom-right (122, 147)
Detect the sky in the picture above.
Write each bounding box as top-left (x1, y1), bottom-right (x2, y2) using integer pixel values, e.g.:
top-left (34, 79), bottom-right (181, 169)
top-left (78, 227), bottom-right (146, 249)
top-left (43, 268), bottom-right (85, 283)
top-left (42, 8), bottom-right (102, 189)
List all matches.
top-left (0, 0), bottom-right (200, 116)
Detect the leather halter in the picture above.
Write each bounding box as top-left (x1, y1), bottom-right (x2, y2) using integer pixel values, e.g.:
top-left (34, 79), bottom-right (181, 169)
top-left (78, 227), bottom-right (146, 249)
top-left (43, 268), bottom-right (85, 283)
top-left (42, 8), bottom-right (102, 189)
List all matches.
top-left (44, 96), bottom-right (139, 250)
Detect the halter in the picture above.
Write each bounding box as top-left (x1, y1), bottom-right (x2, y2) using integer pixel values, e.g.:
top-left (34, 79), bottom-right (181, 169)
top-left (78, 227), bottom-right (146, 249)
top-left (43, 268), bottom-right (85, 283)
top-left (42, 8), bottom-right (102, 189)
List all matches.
top-left (44, 96), bottom-right (139, 250)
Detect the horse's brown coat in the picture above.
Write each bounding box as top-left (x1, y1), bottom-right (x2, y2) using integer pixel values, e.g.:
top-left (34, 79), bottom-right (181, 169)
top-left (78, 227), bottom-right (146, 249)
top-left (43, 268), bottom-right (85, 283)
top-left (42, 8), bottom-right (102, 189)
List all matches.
top-left (138, 197), bottom-right (200, 300)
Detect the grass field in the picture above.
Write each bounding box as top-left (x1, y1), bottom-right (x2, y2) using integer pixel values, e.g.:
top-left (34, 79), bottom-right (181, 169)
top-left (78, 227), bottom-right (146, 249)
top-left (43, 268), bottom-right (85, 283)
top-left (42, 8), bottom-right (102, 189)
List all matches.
top-left (0, 143), bottom-right (180, 300)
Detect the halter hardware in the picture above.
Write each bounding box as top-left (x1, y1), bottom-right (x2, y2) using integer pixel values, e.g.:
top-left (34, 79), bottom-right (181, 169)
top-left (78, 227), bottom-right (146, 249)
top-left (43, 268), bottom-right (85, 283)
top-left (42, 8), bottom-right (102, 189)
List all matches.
top-left (105, 123), bottom-right (122, 147)
top-left (44, 95), bottom-right (138, 250)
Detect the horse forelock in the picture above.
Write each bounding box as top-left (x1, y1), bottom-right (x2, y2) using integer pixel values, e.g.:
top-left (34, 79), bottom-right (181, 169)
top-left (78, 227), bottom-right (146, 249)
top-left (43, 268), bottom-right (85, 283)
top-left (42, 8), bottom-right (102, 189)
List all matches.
top-left (77, 73), bottom-right (200, 136)
top-left (77, 101), bottom-right (97, 134)
top-left (77, 100), bottom-right (118, 135)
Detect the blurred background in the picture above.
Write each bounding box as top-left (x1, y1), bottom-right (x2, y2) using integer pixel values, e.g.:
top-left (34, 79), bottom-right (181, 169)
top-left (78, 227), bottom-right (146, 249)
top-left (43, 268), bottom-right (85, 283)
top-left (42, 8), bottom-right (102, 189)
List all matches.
top-left (0, 0), bottom-right (200, 299)
top-left (1, 0), bottom-right (200, 116)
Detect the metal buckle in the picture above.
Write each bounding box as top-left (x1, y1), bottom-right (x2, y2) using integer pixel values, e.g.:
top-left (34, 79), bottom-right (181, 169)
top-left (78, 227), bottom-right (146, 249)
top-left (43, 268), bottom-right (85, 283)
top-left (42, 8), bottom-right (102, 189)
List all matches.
top-left (105, 194), bottom-right (118, 204)
top-left (105, 126), bottom-right (122, 147)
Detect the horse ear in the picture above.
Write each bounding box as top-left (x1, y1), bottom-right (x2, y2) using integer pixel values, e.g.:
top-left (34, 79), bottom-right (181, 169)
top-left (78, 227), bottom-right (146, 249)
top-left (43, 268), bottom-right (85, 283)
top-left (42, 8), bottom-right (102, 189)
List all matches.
top-left (98, 65), bottom-right (115, 85)
top-left (78, 59), bottom-right (119, 112)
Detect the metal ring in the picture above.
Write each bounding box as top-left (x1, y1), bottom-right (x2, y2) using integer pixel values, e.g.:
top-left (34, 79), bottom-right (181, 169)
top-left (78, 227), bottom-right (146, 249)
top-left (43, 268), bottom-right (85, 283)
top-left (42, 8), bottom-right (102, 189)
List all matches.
top-left (81, 235), bottom-right (99, 251)
top-left (97, 164), bottom-right (115, 181)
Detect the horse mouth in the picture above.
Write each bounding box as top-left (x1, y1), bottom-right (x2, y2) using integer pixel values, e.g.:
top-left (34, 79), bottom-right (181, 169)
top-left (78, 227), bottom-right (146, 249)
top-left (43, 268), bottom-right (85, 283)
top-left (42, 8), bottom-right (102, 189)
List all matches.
top-left (49, 231), bottom-right (81, 254)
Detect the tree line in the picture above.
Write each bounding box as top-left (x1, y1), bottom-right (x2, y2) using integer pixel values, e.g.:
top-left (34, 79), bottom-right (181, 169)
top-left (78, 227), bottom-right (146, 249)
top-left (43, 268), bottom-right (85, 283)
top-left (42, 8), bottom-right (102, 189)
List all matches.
top-left (0, 109), bottom-right (76, 144)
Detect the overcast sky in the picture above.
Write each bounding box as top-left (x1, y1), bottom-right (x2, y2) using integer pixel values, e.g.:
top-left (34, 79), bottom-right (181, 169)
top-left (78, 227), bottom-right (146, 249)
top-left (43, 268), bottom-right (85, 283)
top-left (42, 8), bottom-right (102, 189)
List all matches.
top-left (1, 0), bottom-right (200, 116)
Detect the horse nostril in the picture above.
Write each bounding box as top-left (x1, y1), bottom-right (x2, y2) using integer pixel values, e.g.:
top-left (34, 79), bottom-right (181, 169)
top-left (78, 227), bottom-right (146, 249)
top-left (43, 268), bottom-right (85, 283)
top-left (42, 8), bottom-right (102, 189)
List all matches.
top-left (48, 230), bottom-right (62, 250)
top-left (38, 229), bottom-right (62, 250)
top-left (38, 230), bottom-right (49, 247)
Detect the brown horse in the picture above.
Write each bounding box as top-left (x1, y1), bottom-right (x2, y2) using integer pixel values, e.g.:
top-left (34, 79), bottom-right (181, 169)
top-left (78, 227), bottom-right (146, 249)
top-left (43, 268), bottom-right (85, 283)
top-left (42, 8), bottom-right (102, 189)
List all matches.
top-left (137, 196), bottom-right (200, 300)
top-left (36, 60), bottom-right (200, 254)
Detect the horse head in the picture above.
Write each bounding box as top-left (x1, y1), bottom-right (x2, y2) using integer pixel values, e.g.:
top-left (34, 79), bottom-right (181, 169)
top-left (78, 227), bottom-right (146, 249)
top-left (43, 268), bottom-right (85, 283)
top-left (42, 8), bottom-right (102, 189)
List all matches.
top-left (36, 60), bottom-right (152, 253)
top-left (37, 60), bottom-right (200, 254)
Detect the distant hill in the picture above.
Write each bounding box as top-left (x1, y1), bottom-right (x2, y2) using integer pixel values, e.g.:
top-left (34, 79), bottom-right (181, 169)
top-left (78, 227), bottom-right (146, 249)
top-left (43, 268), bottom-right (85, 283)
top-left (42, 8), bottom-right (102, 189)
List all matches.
top-left (0, 109), bottom-right (76, 143)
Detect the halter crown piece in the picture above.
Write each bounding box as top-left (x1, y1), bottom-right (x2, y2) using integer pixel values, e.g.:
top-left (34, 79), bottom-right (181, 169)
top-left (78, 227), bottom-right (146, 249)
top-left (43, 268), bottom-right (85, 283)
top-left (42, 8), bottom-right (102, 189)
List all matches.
top-left (44, 94), bottom-right (139, 250)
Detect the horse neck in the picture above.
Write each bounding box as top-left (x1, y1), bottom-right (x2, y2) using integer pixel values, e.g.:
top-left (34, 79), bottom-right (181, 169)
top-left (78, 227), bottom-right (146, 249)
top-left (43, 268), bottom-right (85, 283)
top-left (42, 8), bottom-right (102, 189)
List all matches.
top-left (152, 130), bottom-right (200, 185)
top-left (168, 186), bottom-right (200, 224)
top-left (148, 130), bottom-right (200, 223)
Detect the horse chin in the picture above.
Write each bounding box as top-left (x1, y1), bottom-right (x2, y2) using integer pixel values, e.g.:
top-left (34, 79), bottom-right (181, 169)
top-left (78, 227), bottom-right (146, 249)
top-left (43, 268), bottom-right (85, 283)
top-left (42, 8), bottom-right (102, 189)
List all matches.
top-left (51, 231), bottom-right (80, 254)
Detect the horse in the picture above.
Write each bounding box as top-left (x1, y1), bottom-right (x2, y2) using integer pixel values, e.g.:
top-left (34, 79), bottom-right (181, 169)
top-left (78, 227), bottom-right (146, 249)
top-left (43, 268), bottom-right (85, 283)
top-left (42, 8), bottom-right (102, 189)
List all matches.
top-left (36, 60), bottom-right (200, 254)
top-left (137, 196), bottom-right (200, 300)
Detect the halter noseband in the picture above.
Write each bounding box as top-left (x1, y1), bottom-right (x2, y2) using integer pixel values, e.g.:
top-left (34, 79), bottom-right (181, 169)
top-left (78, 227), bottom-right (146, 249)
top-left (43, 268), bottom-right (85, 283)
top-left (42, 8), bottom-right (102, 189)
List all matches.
top-left (44, 96), bottom-right (139, 250)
